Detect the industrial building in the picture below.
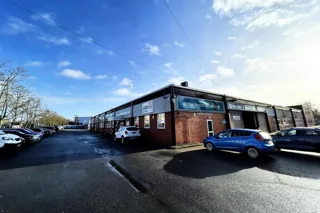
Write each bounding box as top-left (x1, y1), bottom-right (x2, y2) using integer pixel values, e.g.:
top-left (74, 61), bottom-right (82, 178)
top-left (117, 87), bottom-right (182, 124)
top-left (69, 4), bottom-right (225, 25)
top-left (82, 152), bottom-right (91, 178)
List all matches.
top-left (90, 83), bottom-right (314, 147)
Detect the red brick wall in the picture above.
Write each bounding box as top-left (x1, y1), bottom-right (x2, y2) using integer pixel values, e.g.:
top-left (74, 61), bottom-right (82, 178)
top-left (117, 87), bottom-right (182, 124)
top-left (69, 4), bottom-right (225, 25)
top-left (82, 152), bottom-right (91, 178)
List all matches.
top-left (175, 112), bottom-right (227, 145)
top-left (138, 112), bottom-right (173, 147)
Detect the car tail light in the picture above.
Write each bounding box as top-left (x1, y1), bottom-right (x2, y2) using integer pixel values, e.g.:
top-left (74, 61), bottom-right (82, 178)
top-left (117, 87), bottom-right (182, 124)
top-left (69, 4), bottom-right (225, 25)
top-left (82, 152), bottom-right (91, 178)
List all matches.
top-left (125, 131), bottom-right (128, 135)
top-left (254, 133), bottom-right (264, 141)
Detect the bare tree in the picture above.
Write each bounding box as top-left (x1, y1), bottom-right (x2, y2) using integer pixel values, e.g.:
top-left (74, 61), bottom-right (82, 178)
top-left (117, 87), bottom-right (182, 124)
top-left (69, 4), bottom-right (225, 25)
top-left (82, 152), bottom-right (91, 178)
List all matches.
top-left (0, 61), bottom-right (26, 125)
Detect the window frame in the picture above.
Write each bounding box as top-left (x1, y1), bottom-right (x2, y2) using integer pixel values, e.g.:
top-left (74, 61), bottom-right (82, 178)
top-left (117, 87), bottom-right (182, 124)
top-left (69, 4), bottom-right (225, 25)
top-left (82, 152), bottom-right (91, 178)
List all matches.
top-left (144, 115), bottom-right (150, 129)
top-left (157, 113), bottom-right (166, 129)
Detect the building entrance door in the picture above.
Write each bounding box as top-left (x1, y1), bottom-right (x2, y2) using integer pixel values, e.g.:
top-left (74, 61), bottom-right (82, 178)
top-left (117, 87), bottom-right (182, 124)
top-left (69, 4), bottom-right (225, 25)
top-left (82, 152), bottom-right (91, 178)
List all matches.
top-left (243, 111), bottom-right (258, 129)
top-left (207, 120), bottom-right (214, 136)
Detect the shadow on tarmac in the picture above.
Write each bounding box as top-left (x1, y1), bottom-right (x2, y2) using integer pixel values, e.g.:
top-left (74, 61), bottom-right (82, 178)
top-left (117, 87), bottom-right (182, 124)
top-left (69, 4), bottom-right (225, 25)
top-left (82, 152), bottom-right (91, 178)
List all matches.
top-left (163, 149), bottom-right (320, 179)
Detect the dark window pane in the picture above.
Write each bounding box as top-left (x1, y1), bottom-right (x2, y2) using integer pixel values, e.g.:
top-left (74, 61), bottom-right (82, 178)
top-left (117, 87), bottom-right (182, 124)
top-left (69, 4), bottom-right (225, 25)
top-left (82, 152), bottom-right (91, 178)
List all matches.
top-left (207, 121), bottom-right (213, 132)
top-left (126, 127), bottom-right (138, 131)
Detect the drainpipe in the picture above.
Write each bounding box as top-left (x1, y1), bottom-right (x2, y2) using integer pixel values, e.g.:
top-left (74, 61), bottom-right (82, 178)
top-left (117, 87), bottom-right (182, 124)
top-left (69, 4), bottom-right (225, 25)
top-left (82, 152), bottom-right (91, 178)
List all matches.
top-left (301, 108), bottom-right (308, 127)
top-left (273, 106), bottom-right (280, 130)
top-left (130, 101), bottom-right (134, 126)
top-left (223, 95), bottom-right (231, 129)
top-left (170, 85), bottom-right (176, 146)
top-left (290, 109), bottom-right (296, 127)
top-left (103, 112), bottom-right (106, 135)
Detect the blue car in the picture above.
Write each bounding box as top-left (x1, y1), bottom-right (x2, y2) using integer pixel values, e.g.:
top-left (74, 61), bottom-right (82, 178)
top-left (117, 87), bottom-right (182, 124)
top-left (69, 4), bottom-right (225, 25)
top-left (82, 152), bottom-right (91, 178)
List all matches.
top-left (203, 128), bottom-right (276, 159)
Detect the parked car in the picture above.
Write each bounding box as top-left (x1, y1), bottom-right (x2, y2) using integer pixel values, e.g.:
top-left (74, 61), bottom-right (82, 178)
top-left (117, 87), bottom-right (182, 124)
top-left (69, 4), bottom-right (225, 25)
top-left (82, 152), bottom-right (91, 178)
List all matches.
top-left (31, 128), bottom-right (52, 136)
top-left (0, 130), bottom-right (22, 153)
top-left (14, 128), bottom-right (42, 140)
top-left (271, 127), bottom-right (320, 153)
top-left (114, 126), bottom-right (141, 144)
top-left (203, 128), bottom-right (276, 159)
top-left (42, 127), bottom-right (56, 133)
top-left (1, 129), bottom-right (39, 144)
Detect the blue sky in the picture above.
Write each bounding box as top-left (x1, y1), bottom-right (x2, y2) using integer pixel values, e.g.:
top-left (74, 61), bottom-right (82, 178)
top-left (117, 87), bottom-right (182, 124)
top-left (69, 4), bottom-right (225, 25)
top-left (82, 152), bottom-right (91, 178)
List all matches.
top-left (1, 0), bottom-right (320, 119)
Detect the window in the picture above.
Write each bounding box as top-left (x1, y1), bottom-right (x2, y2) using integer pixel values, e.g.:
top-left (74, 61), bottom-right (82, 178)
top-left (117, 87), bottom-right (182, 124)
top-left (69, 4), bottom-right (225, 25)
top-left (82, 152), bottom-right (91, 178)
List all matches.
top-left (232, 130), bottom-right (252, 137)
top-left (284, 129), bottom-right (296, 136)
top-left (126, 119), bottom-right (130, 126)
top-left (305, 130), bottom-right (320, 136)
top-left (144, 115), bottom-right (150, 128)
top-left (127, 127), bottom-right (138, 131)
top-left (217, 131), bottom-right (232, 138)
top-left (157, 113), bottom-right (165, 129)
top-left (134, 117), bottom-right (139, 127)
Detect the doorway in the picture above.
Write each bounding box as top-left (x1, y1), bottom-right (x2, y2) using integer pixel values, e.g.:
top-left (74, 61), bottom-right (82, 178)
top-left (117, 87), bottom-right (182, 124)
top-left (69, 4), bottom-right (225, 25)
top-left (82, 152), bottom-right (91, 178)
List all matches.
top-left (207, 120), bottom-right (214, 136)
top-left (243, 111), bottom-right (258, 129)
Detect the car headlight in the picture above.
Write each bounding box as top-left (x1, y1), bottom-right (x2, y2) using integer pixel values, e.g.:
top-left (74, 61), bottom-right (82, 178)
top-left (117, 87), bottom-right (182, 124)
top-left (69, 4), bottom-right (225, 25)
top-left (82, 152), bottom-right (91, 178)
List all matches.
top-left (2, 137), bottom-right (14, 141)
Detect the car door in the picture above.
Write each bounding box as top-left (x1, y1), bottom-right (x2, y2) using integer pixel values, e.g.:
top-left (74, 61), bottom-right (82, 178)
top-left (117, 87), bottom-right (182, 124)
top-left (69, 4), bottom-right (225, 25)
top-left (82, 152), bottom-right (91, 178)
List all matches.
top-left (231, 130), bottom-right (251, 151)
top-left (214, 130), bottom-right (233, 149)
top-left (116, 127), bottom-right (123, 138)
top-left (273, 129), bottom-right (298, 148)
top-left (296, 129), bottom-right (320, 151)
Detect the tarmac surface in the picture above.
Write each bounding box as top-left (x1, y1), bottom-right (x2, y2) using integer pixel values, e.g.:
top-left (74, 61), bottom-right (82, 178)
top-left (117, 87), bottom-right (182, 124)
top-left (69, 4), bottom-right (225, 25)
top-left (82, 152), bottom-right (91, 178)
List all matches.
top-left (0, 130), bottom-right (319, 213)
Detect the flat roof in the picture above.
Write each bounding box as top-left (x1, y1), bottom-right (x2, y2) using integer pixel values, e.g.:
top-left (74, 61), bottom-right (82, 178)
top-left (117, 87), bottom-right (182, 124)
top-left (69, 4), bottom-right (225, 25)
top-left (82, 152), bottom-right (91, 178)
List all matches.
top-left (92, 84), bottom-right (302, 118)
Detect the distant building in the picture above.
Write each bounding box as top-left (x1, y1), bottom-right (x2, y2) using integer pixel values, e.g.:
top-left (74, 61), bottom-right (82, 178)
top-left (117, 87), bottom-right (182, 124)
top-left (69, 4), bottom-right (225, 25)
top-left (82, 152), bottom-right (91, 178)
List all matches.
top-left (76, 117), bottom-right (92, 125)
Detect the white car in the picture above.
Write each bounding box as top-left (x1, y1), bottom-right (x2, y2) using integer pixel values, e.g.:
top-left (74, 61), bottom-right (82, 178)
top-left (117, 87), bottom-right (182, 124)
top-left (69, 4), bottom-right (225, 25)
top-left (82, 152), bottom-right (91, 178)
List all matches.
top-left (0, 130), bottom-right (22, 153)
top-left (114, 126), bottom-right (141, 144)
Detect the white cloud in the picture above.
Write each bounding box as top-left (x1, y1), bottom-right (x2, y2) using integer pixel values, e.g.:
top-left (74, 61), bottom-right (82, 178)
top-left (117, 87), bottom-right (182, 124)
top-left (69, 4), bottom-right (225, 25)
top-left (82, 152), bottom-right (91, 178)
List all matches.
top-left (80, 37), bottom-right (94, 44)
top-left (213, 0), bottom-right (320, 30)
top-left (95, 49), bottom-right (113, 56)
top-left (228, 36), bottom-right (237, 40)
top-left (31, 13), bottom-right (55, 25)
top-left (244, 57), bottom-right (268, 73)
top-left (174, 40), bottom-right (185, 48)
top-left (120, 77), bottom-right (133, 88)
top-left (60, 69), bottom-right (91, 80)
top-left (37, 34), bottom-right (71, 45)
top-left (167, 76), bottom-right (184, 85)
top-left (204, 14), bottom-right (212, 20)
top-left (231, 53), bottom-right (245, 58)
top-left (241, 40), bottom-right (259, 51)
top-left (1, 16), bottom-right (38, 34)
top-left (211, 60), bottom-right (220, 64)
top-left (143, 43), bottom-right (161, 55)
top-left (113, 88), bottom-right (131, 96)
top-left (128, 60), bottom-right (137, 67)
top-left (164, 62), bottom-right (178, 75)
top-left (216, 66), bottom-right (235, 77)
top-left (95, 74), bottom-right (108, 79)
top-left (58, 60), bottom-right (71, 67)
top-left (25, 60), bottom-right (43, 67)
top-left (199, 74), bottom-right (217, 85)
top-left (112, 76), bottom-right (118, 81)
top-left (214, 51), bottom-right (222, 56)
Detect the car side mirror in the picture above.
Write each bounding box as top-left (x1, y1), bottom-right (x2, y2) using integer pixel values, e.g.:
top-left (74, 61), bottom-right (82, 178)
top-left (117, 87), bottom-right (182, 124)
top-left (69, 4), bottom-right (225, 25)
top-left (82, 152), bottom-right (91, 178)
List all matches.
top-left (215, 135), bottom-right (219, 139)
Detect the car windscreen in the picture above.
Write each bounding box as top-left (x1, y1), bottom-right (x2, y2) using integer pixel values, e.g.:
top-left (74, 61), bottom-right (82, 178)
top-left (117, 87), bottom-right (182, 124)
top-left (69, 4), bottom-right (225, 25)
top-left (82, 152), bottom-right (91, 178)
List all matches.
top-left (19, 129), bottom-right (33, 133)
top-left (259, 131), bottom-right (271, 139)
top-left (126, 127), bottom-right (138, 131)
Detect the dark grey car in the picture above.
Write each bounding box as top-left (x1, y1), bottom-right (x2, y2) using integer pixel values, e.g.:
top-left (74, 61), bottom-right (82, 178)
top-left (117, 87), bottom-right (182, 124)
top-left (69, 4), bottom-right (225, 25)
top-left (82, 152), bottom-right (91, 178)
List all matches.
top-left (271, 127), bottom-right (320, 152)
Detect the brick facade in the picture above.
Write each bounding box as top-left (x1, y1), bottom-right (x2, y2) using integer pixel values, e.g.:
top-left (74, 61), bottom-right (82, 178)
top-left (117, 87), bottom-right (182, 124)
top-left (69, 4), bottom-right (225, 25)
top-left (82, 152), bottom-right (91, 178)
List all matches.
top-left (175, 112), bottom-right (227, 145)
top-left (138, 112), bottom-right (173, 147)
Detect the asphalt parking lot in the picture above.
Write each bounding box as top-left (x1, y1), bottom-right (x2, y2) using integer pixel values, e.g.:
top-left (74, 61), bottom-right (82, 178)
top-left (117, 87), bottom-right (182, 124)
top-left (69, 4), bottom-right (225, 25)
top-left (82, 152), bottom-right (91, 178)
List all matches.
top-left (0, 130), bottom-right (319, 213)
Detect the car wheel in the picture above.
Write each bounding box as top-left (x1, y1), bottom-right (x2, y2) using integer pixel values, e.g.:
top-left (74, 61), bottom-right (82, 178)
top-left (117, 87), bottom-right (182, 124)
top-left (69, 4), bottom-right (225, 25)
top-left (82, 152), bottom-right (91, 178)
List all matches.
top-left (114, 135), bottom-right (118, 143)
top-left (276, 147), bottom-right (281, 152)
top-left (246, 147), bottom-right (259, 159)
top-left (121, 136), bottom-right (125, 144)
top-left (205, 143), bottom-right (214, 152)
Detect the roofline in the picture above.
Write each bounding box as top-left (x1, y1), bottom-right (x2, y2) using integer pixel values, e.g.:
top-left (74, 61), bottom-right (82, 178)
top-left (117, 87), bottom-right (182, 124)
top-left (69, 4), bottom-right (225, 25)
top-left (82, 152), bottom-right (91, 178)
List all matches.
top-left (92, 83), bottom-right (302, 118)
top-left (93, 84), bottom-right (174, 117)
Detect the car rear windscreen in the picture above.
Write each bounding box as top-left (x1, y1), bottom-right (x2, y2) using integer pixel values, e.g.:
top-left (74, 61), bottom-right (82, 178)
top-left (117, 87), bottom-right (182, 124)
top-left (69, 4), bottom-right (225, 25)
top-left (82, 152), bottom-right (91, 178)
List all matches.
top-left (126, 127), bottom-right (138, 131)
top-left (259, 132), bottom-right (271, 139)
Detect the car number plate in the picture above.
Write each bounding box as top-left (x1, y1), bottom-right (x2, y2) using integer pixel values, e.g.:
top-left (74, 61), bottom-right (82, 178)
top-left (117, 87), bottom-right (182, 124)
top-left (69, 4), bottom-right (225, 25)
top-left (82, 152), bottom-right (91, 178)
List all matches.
top-left (132, 132), bottom-right (136, 134)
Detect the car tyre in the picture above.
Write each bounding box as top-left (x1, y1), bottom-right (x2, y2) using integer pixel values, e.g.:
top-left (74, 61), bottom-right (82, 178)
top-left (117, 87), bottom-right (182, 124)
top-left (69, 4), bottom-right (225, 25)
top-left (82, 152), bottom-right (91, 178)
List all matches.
top-left (246, 147), bottom-right (260, 159)
top-left (113, 135), bottom-right (118, 143)
top-left (276, 147), bottom-right (281, 152)
top-left (205, 143), bottom-right (214, 152)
